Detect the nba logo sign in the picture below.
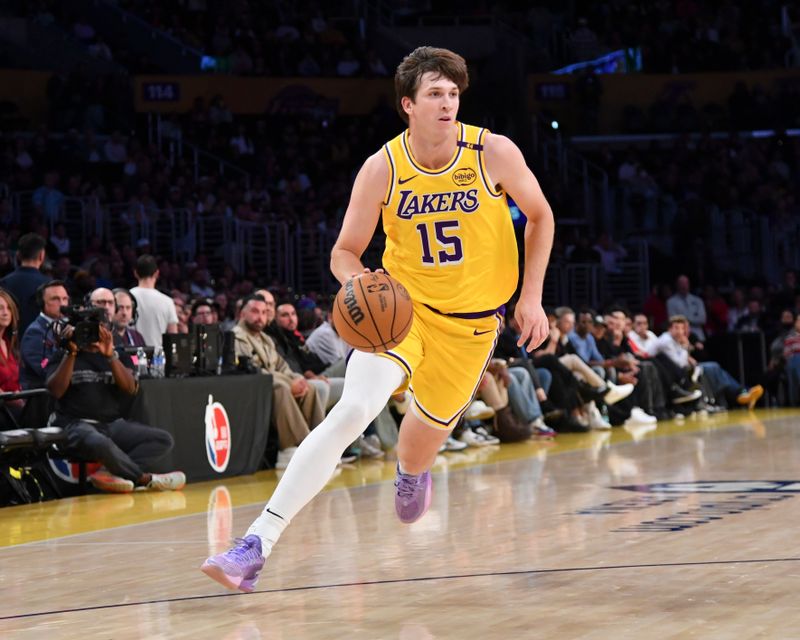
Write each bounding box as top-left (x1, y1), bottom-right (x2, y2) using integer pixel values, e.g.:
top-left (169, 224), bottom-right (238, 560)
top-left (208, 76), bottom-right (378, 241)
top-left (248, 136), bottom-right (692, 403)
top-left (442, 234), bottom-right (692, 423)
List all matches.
top-left (205, 394), bottom-right (232, 473)
top-left (47, 455), bottom-right (101, 483)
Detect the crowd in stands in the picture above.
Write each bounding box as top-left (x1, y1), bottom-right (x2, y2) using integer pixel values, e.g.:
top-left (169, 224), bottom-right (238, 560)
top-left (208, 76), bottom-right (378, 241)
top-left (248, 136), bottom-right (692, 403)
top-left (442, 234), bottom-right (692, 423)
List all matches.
top-left (513, 0), bottom-right (797, 72)
top-left (1, 226), bottom-right (796, 496)
top-left (17, 0), bottom-right (797, 79)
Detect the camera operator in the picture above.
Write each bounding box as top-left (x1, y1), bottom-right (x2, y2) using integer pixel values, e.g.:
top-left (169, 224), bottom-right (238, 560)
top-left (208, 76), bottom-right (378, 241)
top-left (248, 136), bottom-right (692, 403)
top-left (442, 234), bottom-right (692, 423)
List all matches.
top-left (45, 311), bottom-right (185, 493)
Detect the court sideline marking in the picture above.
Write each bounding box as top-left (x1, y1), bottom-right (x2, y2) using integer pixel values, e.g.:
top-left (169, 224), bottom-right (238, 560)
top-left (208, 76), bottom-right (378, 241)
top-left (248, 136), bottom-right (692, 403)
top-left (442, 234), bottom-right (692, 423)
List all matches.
top-left (3, 556), bottom-right (800, 621)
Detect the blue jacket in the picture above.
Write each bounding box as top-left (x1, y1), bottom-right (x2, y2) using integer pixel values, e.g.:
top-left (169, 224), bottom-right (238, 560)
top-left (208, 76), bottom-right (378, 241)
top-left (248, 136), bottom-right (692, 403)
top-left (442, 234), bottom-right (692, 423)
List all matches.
top-left (20, 314), bottom-right (58, 389)
top-left (0, 267), bottom-right (50, 334)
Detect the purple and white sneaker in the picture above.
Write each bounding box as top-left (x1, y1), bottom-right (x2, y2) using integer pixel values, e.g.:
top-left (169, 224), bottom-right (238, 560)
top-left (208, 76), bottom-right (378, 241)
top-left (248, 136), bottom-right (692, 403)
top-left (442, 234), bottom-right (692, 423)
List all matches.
top-left (201, 535), bottom-right (265, 592)
top-left (394, 466), bottom-right (432, 524)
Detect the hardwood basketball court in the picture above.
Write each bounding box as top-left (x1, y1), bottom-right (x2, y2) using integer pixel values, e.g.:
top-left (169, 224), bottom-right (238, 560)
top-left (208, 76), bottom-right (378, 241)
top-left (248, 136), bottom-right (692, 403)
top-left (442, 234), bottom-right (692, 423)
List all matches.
top-left (2, 409), bottom-right (800, 639)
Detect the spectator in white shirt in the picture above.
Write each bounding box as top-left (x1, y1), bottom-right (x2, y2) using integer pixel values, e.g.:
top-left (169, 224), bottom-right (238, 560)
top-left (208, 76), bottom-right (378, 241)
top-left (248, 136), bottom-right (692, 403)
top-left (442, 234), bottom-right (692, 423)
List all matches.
top-left (628, 313), bottom-right (659, 356)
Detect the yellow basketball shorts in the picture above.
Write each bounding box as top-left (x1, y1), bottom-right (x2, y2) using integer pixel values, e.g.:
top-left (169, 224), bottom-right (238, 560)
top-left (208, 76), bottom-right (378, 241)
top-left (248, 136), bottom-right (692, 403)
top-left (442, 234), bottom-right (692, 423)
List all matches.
top-left (377, 301), bottom-right (502, 430)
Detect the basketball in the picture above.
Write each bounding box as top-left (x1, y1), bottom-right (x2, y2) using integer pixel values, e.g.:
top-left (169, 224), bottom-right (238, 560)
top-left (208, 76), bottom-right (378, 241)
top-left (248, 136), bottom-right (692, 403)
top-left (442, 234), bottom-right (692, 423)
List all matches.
top-left (332, 272), bottom-right (414, 353)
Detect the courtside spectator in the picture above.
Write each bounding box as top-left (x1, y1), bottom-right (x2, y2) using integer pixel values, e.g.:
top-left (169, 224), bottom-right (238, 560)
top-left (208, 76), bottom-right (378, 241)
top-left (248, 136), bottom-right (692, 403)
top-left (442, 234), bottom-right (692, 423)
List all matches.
top-left (233, 295), bottom-right (325, 469)
top-left (20, 280), bottom-right (69, 389)
top-left (89, 287), bottom-right (117, 322)
top-left (0, 233), bottom-right (51, 333)
top-left (0, 289), bottom-right (23, 421)
top-left (112, 289), bottom-right (145, 347)
top-left (131, 255), bottom-right (178, 347)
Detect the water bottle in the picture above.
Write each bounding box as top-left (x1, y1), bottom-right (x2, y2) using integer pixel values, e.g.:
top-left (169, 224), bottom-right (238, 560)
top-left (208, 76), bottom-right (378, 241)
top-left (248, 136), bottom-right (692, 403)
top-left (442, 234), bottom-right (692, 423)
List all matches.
top-left (136, 346), bottom-right (149, 379)
top-left (152, 345), bottom-right (165, 378)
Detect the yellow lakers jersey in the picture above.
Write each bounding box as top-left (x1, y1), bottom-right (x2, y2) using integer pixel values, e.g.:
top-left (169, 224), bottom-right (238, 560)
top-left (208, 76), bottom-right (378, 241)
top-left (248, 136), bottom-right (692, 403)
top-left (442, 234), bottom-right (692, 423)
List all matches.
top-left (380, 122), bottom-right (519, 314)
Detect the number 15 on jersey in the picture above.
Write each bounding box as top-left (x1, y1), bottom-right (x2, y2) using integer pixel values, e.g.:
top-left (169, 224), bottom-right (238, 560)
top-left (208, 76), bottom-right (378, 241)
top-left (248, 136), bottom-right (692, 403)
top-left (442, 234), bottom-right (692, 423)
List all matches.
top-left (415, 219), bottom-right (463, 266)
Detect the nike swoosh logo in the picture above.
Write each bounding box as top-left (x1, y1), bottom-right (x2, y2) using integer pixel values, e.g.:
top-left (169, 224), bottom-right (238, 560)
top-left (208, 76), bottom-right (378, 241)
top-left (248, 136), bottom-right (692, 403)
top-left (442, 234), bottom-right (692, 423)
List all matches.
top-left (398, 175), bottom-right (418, 185)
top-left (473, 328), bottom-right (494, 336)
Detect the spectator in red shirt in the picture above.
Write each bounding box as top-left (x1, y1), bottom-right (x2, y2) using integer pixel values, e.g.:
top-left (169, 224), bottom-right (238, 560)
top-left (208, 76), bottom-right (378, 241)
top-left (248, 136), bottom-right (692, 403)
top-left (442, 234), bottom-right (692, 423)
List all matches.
top-left (0, 288), bottom-right (23, 418)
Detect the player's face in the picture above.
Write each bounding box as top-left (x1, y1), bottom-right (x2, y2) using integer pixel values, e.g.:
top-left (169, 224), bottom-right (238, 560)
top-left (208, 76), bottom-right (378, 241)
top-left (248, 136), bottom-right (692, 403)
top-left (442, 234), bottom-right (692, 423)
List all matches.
top-left (406, 72), bottom-right (459, 130)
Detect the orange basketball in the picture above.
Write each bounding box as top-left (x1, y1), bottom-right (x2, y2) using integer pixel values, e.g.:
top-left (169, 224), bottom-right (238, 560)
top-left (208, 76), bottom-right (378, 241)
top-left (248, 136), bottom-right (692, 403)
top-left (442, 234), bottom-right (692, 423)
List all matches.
top-left (332, 272), bottom-right (414, 353)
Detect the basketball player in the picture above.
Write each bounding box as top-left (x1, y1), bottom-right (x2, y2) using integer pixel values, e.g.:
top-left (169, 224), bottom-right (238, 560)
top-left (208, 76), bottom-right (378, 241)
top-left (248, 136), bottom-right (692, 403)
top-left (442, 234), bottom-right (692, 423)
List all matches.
top-left (201, 46), bottom-right (554, 592)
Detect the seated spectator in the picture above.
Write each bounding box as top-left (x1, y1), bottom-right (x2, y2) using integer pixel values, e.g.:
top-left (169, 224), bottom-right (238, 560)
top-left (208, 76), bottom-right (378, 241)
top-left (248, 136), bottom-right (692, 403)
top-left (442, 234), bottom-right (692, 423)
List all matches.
top-left (233, 295), bottom-right (324, 468)
top-left (190, 298), bottom-right (218, 327)
top-left (306, 309), bottom-right (351, 367)
top-left (733, 299), bottom-right (767, 333)
top-left (628, 313), bottom-right (658, 356)
top-left (20, 280), bottom-right (69, 389)
top-left (131, 255), bottom-right (179, 346)
top-left (783, 313), bottom-right (800, 405)
top-left (271, 300), bottom-right (344, 411)
top-left (652, 316), bottom-right (762, 410)
top-left (0, 288), bottom-right (23, 419)
top-left (89, 287), bottom-right (117, 323)
top-left (112, 288), bottom-right (145, 347)
top-left (48, 223), bottom-right (71, 258)
top-left (0, 233), bottom-right (51, 333)
top-left (32, 171), bottom-right (65, 223)
top-left (667, 275), bottom-right (707, 340)
top-left (46, 323), bottom-right (185, 493)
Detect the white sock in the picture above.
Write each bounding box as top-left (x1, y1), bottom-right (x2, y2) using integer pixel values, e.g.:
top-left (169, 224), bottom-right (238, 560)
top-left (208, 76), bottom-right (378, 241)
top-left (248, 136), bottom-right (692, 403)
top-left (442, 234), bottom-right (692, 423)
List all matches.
top-left (245, 351), bottom-right (405, 558)
top-left (246, 507), bottom-right (288, 557)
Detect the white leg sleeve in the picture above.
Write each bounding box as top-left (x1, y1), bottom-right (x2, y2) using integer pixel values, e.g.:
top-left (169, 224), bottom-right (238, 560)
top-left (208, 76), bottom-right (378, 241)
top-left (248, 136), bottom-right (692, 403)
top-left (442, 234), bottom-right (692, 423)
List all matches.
top-left (246, 351), bottom-right (405, 555)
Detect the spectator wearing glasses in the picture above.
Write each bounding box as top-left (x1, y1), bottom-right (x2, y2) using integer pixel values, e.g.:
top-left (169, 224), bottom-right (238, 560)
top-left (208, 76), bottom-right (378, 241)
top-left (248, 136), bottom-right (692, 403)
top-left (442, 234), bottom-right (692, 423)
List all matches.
top-left (191, 299), bottom-right (218, 326)
top-left (88, 287), bottom-right (117, 322)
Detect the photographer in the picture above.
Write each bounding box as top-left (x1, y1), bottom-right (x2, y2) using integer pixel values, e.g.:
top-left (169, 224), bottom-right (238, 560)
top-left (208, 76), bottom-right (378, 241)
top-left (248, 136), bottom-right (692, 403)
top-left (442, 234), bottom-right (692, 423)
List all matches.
top-left (45, 310), bottom-right (185, 494)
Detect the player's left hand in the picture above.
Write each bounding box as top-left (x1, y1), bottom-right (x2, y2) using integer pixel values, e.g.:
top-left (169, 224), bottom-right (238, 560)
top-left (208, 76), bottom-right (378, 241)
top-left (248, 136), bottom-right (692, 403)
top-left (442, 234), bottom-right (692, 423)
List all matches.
top-left (515, 296), bottom-right (548, 352)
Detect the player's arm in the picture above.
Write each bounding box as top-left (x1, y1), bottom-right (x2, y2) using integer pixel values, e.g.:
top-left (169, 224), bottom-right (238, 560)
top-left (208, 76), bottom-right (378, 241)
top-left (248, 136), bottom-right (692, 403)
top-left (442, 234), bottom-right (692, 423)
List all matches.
top-left (485, 133), bottom-right (555, 350)
top-left (330, 151), bottom-right (389, 285)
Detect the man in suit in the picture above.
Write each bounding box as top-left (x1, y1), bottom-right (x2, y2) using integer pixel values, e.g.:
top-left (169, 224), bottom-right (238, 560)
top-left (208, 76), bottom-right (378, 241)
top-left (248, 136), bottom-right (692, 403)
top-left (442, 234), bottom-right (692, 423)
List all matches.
top-left (20, 280), bottom-right (70, 389)
top-left (0, 233), bottom-right (51, 333)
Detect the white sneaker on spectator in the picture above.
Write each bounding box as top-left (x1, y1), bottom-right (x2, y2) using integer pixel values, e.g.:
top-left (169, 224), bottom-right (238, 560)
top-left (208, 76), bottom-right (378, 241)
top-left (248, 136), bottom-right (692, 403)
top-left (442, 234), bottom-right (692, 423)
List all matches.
top-left (473, 425), bottom-right (500, 445)
top-left (464, 400), bottom-right (495, 421)
top-left (443, 436), bottom-right (468, 451)
top-left (691, 367), bottom-right (703, 383)
top-left (458, 427), bottom-right (494, 447)
top-left (356, 435), bottom-right (385, 459)
top-left (587, 402), bottom-right (611, 430)
top-left (603, 382), bottom-right (635, 405)
top-left (275, 447), bottom-right (298, 470)
top-left (627, 407), bottom-right (657, 425)
top-left (147, 471), bottom-right (186, 491)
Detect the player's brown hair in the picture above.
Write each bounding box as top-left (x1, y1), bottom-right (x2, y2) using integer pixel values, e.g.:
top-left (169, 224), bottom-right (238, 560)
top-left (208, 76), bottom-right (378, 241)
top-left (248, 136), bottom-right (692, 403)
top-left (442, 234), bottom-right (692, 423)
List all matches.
top-left (394, 46), bottom-right (469, 124)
